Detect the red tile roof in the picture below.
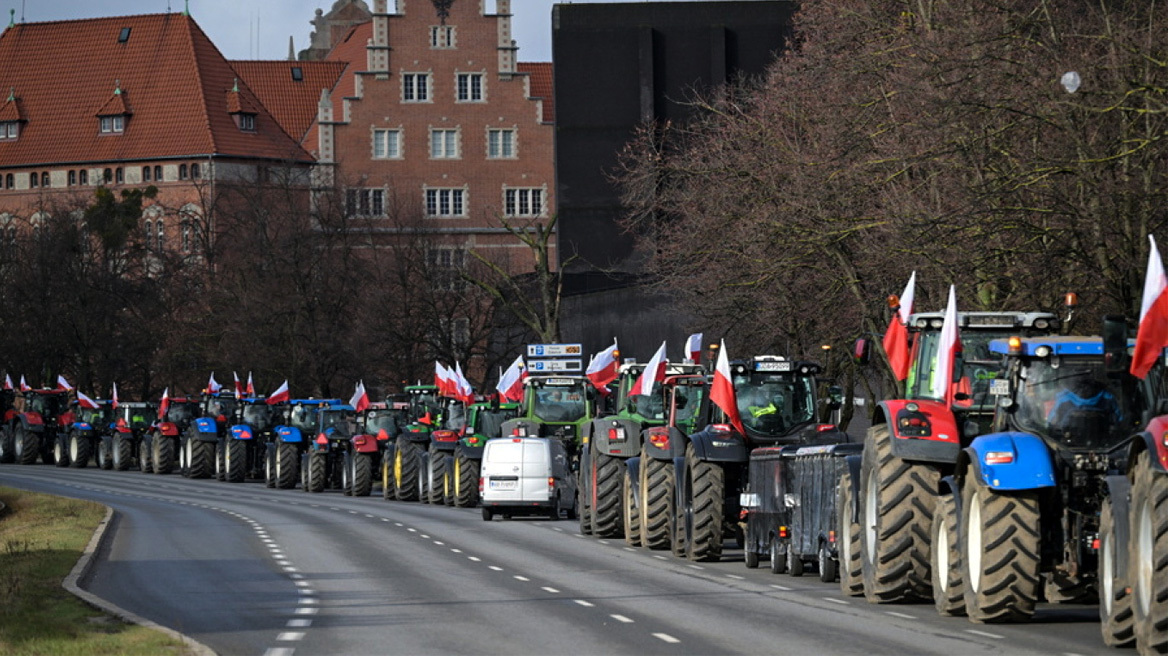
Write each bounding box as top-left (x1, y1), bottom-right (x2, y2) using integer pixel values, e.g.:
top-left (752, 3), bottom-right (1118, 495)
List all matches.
top-left (0, 13), bottom-right (312, 167)
top-left (0, 95), bottom-right (24, 122)
top-left (518, 62), bottom-right (554, 124)
top-left (299, 22), bottom-right (369, 153)
top-left (231, 60), bottom-right (346, 143)
top-left (95, 89), bottom-right (130, 117)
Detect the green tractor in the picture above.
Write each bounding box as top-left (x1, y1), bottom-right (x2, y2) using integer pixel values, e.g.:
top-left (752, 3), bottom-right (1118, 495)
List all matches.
top-left (450, 400), bottom-right (521, 507)
top-left (382, 385), bottom-right (459, 501)
top-left (498, 374), bottom-right (597, 476)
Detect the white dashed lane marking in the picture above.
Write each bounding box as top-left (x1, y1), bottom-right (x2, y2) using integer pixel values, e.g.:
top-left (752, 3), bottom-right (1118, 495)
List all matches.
top-left (611, 614), bottom-right (634, 623)
top-left (653, 633), bottom-right (681, 644)
top-left (966, 629), bottom-right (1003, 639)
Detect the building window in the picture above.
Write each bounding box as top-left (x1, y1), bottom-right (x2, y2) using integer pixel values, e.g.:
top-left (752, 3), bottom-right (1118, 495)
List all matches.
top-left (79, 170), bottom-right (88, 185)
top-left (4, 174), bottom-right (11, 188)
top-left (456, 73), bottom-right (483, 102)
top-left (430, 25), bottom-right (455, 48)
top-left (114, 168), bottom-right (123, 184)
top-left (237, 114), bottom-right (256, 131)
top-left (181, 222), bottom-right (191, 253)
top-left (372, 129), bottom-right (401, 159)
top-left (505, 188), bottom-right (544, 217)
top-left (179, 164), bottom-right (188, 180)
top-left (153, 165), bottom-right (162, 182)
top-left (156, 220), bottom-right (165, 251)
top-left (143, 220), bottom-right (152, 247)
top-left (428, 248), bottom-right (467, 292)
top-left (346, 188), bottom-right (386, 217)
top-left (29, 173), bottom-right (37, 188)
top-left (100, 115), bottom-right (125, 134)
top-left (430, 129), bottom-right (459, 159)
top-left (191, 163), bottom-right (201, 179)
top-left (403, 73), bottom-right (429, 102)
top-left (291, 66), bottom-right (303, 81)
top-left (425, 188), bottom-right (466, 218)
top-left (142, 166), bottom-right (151, 182)
top-left (0, 121), bottom-right (17, 140)
top-left (488, 129), bottom-right (515, 159)
top-left (41, 172), bottom-right (50, 188)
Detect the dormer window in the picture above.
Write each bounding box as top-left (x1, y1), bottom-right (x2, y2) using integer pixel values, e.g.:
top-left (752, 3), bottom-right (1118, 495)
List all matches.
top-left (225, 78), bottom-right (259, 133)
top-left (100, 116), bottom-right (124, 133)
top-left (237, 114), bottom-right (256, 131)
top-left (96, 82), bottom-right (131, 136)
top-left (0, 89), bottom-right (26, 141)
top-left (0, 121), bottom-right (17, 140)
top-left (291, 67), bottom-right (304, 82)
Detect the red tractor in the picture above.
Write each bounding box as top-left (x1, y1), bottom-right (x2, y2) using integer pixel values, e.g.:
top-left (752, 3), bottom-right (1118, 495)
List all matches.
top-left (5, 388), bottom-right (74, 465)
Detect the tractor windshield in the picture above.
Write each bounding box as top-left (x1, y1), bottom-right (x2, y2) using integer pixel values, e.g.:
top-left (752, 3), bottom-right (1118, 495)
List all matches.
top-left (443, 401), bottom-right (467, 431)
top-left (242, 404), bottom-right (274, 429)
top-left (363, 411), bottom-right (400, 437)
top-left (121, 406), bottom-right (152, 430)
top-left (320, 410), bottom-right (354, 436)
top-left (909, 330), bottom-right (1009, 407)
top-left (533, 382), bottom-right (587, 423)
top-left (734, 373), bottom-right (815, 436)
top-left (626, 382), bottom-right (667, 420)
top-left (206, 396), bottom-right (238, 418)
top-left (288, 405), bottom-right (316, 431)
top-left (1012, 358), bottom-right (1137, 450)
top-left (671, 384), bottom-right (706, 434)
top-left (27, 393), bottom-right (65, 417)
top-left (78, 406), bottom-right (111, 425)
top-left (472, 407), bottom-right (518, 438)
top-left (408, 391), bottom-right (440, 422)
top-left (166, 402), bottom-right (197, 424)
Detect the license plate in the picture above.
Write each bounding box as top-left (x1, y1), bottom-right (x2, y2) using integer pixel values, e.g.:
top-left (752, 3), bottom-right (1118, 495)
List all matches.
top-left (490, 479), bottom-right (517, 490)
top-left (990, 379), bottom-right (1008, 396)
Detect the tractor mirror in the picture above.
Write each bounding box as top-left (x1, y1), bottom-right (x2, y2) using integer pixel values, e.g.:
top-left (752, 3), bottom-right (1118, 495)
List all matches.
top-left (1103, 315), bottom-right (1128, 374)
top-left (827, 385), bottom-right (844, 409)
top-left (853, 338), bottom-right (871, 366)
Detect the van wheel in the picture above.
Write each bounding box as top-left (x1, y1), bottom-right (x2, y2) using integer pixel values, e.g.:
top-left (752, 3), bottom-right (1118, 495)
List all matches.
top-left (482, 507), bottom-right (493, 521)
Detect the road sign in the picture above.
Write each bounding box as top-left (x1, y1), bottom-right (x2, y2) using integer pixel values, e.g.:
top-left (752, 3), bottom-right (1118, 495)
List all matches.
top-left (526, 344), bottom-right (583, 358)
top-left (528, 359), bottom-right (583, 372)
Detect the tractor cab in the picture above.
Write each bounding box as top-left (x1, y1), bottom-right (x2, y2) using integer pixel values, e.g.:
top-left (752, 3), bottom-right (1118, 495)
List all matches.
top-left (504, 375), bottom-right (597, 451)
top-left (236, 398), bottom-right (278, 433)
top-left (200, 391), bottom-right (238, 427)
top-left (317, 404), bottom-right (356, 441)
top-left (160, 398), bottom-right (200, 429)
top-left (359, 403), bottom-right (404, 442)
top-left (73, 400), bottom-right (114, 429)
top-left (460, 401), bottom-right (519, 449)
top-left (727, 356), bottom-right (840, 446)
top-left (117, 402), bottom-right (156, 436)
top-left (23, 389), bottom-right (71, 424)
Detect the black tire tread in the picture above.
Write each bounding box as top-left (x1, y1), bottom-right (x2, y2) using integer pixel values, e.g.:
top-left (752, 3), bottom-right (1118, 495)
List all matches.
top-left (838, 470), bottom-right (864, 596)
top-left (592, 450), bottom-right (623, 538)
top-left (962, 483), bottom-right (1041, 623)
top-left (1099, 495), bottom-right (1134, 647)
top-left (454, 447), bottom-right (479, 507)
top-left (641, 455), bottom-right (674, 550)
top-left (1132, 450), bottom-right (1168, 652)
top-left (686, 443), bottom-right (724, 562)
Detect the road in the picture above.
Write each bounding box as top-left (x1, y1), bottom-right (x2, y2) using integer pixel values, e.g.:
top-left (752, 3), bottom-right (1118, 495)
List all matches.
top-left (0, 465), bottom-right (1109, 656)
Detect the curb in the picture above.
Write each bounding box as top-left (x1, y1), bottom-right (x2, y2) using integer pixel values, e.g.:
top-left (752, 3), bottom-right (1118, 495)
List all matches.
top-left (63, 506), bottom-right (218, 656)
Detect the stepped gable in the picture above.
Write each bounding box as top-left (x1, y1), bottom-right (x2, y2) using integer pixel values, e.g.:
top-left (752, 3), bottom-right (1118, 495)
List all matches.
top-left (517, 62), bottom-right (554, 124)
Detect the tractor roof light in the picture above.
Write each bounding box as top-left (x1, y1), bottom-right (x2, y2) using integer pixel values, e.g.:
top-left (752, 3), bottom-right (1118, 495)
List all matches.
top-left (887, 294), bottom-right (900, 309)
top-left (930, 319), bottom-right (944, 328)
top-left (915, 318), bottom-right (929, 328)
top-left (905, 402), bottom-right (919, 412)
top-left (1065, 292), bottom-right (1079, 308)
top-left (1008, 337), bottom-right (1023, 355)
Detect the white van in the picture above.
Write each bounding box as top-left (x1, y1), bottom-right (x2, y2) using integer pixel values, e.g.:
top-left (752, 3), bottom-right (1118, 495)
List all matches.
top-left (480, 437), bottom-right (577, 521)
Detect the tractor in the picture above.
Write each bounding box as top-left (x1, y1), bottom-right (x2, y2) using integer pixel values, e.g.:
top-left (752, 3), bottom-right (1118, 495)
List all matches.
top-left (224, 396), bottom-right (281, 484)
top-left (179, 390), bottom-right (237, 479)
top-left (340, 401), bottom-right (404, 497)
top-left (383, 385), bottom-right (449, 502)
top-left (145, 396), bottom-right (200, 474)
top-left (300, 401), bottom-right (356, 493)
top-left (107, 401), bottom-right (157, 471)
top-left (421, 397), bottom-right (469, 505)
top-left (6, 388), bottom-right (73, 466)
top-left (66, 398), bottom-right (114, 468)
top-left (267, 399), bottom-right (329, 489)
top-left (0, 387), bottom-right (20, 463)
top-left (451, 400), bottom-right (520, 507)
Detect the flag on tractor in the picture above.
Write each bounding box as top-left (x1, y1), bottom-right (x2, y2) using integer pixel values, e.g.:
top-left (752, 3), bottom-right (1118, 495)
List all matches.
top-left (586, 339), bottom-right (620, 393)
top-left (233, 372), bottom-right (244, 399)
top-left (496, 355), bottom-right (527, 402)
top-left (158, 388), bottom-right (170, 419)
top-left (629, 341), bottom-right (667, 397)
top-left (111, 382), bottom-right (119, 409)
top-left (930, 285), bottom-right (963, 402)
top-left (1132, 235), bottom-right (1168, 379)
top-left (76, 390), bottom-right (99, 409)
top-left (686, 333), bottom-right (703, 363)
top-left (207, 372), bottom-right (221, 394)
top-left (710, 340), bottom-right (745, 435)
top-left (266, 380), bottom-right (290, 405)
top-left (349, 380), bottom-right (370, 413)
top-left (57, 375), bottom-right (73, 391)
top-left (882, 272), bottom-right (916, 381)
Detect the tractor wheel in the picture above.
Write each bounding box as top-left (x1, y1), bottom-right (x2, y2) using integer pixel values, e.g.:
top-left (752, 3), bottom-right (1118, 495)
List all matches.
top-left (671, 475), bottom-right (687, 558)
top-left (394, 437), bottom-right (421, 502)
top-left (113, 436), bottom-right (132, 471)
top-left (382, 450), bottom-right (396, 500)
top-left (818, 543), bottom-right (839, 583)
top-left (960, 481), bottom-right (1041, 623)
top-left (417, 453), bottom-right (429, 502)
top-left (264, 445), bottom-right (277, 488)
top-left (139, 436), bottom-right (154, 473)
top-left (428, 449), bottom-right (445, 505)
top-left (352, 452), bottom-right (373, 497)
top-left (622, 467), bottom-right (641, 547)
top-left (307, 451), bottom-right (326, 493)
top-left (0, 426), bottom-right (13, 464)
top-left (1099, 495), bottom-right (1135, 647)
top-left (577, 455), bottom-right (593, 535)
top-left (639, 454), bottom-right (674, 550)
top-left (859, 424), bottom-right (937, 603)
top-left (53, 436), bottom-right (69, 467)
top-left (769, 536), bottom-right (787, 574)
top-left (96, 439), bottom-right (112, 470)
top-left (342, 451), bottom-right (354, 496)
top-left (443, 462), bottom-right (455, 507)
top-left (683, 442), bottom-right (724, 562)
top-left (154, 435), bottom-right (175, 474)
top-left (591, 450), bottom-right (623, 538)
top-left (69, 433), bottom-right (92, 468)
top-left (837, 470), bottom-right (864, 596)
top-left (454, 448), bottom-right (479, 508)
top-left (186, 440), bottom-right (214, 479)
top-left (214, 440), bottom-right (226, 481)
top-left (1131, 450), bottom-right (1168, 652)
top-left (276, 442), bottom-right (298, 489)
top-left (14, 426), bottom-right (38, 465)
top-left (225, 439), bottom-right (246, 483)
top-left (930, 490), bottom-right (966, 616)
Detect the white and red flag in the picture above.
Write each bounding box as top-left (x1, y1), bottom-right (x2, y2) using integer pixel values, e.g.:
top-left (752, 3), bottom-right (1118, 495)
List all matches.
top-left (266, 380), bottom-right (290, 405)
top-left (454, 362), bottom-right (474, 403)
top-left (629, 341), bottom-right (668, 397)
top-left (496, 355), bottom-right (527, 402)
top-left (57, 375), bottom-right (73, 391)
top-left (246, 372), bottom-right (255, 396)
top-left (882, 271), bottom-right (916, 381)
top-left (158, 387), bottom-right (170, 419)
top-left (686, 333), bottom-right (704, 363)
top-left (19, 375), bottom-right (29, 392)
top-left (233, 372), bottom-right (244, 399)
top-left (1132, 235), bottom-right (1168, 379)
top-left (3, 374), bottom-right (11, 390)
top-left (76, 390), bottom-right (99, 409)
top-left (930, 285), bottom-right (962, 402)
top-left (111, 382), bottom-right (119, 409)
top-left (586, 339), bottom-right (619, 392)
top-left (349, 380), bottom-right (370, 413)
top-left (710, 340), bottom-right (745, 435)
top-left (207, 372), bottom-right (221, 394)
top-left (434, 361), bottom-right (456, 397)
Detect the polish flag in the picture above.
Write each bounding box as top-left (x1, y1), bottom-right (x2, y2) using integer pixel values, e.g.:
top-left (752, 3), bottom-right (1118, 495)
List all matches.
top-left (629, 341), bottom-right (668, 397)
top-left (686, 333), bottom-right (704, 364)
top-left (349, 380), bottom-right (370, 413)
top-left (233, 372), bottom-right (244, 399)
top-left (246, 372), bottom-right (255, 396)
top-left (930, 285), bottom-right (962, 402)
top-left (710, 340), bottom-right (745, 435)
top-left (111, 382), bottom-right (119, 409)
top-left (496, 355), bottom-right (527, 402)
top-left (76, 390), bottom-right (99, 409)
top-left (57, 375), bottom-right (73, 391)
top-left (1132, 235), bottom-right (1168, 379)
top-left (455, 362), bottom-right (475, 403)
top-left (207, 372), bottom-right (221, 394)
top-left (882, 272), bottom-right (916, 381)
top-left (586, 340), bottom-right (620, 392)
top-left (266, 380), bottom-right (290, 405)
top-left (158, 388), bottom-right (170, 420)
top-left (19, 375), bottom-right (30, 392)
top-left (3, 374), bottom-right (11, 390)
top-left (435, 361), bottom-right (456, 397)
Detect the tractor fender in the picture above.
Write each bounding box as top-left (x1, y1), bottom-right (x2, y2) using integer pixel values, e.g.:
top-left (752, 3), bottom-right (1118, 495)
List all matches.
top-left (19, 413), bottom-right (46, 433)
top-left (1104, 474), bottom-right (1132, 580)
top-left (626, 456), bottom-right (641, 510)
top-left (157, 422), bottom-right (182, 437)
top-left (1127, 415), bottom-right (1168, 474)
top-left (966, 432), bottom-right (1056, 491)
top-left (458, 442), bottom-right (486, 460)
top-left (641, 426), bottom-right (685, 461)
top-left (689, 428), bottom-right (748, 463)
top-left (193, 417), bottom-right (219, 437)
top-left (276, 426), bottom-right (303, 443)
top-left (877, 399), bottom-right (961, 464)
top-left (589, 416), bottom-right (643, 458)
top-left (72, 423), bottom-right (93, 433)
top-left (351, 433), bottom-right (380, 454)
top-left (230, 424), bottom-right (254, 440)
top-left (672, 455), bottom-right (687, 515)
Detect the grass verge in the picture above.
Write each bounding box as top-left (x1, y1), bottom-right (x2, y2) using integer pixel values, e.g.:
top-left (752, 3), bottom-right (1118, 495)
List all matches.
top-left (0, 485), bottom-right (196, 655)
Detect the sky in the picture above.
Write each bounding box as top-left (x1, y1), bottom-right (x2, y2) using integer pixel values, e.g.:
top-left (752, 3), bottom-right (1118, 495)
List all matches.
top-left (2, 0), bottom-right (720, 62)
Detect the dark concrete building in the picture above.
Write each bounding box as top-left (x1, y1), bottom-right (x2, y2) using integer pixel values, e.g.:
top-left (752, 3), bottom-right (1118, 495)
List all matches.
top-left (552, 1), bottom-right (794, 360)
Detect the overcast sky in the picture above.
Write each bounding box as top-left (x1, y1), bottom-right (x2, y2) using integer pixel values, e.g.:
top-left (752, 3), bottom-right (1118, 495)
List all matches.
top-left (3, 0), bottom-right (721, 62)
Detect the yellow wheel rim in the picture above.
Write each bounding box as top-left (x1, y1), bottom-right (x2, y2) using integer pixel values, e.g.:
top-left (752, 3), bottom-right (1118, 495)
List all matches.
top-left (394, 448), bottom-right (403, 487)
top-left (382, 458), bottom-right (389, 490)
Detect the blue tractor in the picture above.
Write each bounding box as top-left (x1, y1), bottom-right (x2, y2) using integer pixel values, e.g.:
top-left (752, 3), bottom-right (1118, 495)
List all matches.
top-left (179, 390), bottom-right (238, 479)
top-left (300, 401), bottom-right (356, 494)
top-left (267, 399), bottom-right (334, 489)
top-left (222, 396), bottom-right (282, 484)
top-left (943, 325), bottom-right (1143, 623)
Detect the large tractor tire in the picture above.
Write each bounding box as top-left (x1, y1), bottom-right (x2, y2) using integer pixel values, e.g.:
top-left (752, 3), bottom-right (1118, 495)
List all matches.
top-left (577, 459), bottom-right (593, 535)
top-left (113, 436), bottom-right (133, 471)
top-left (622, 467), bottom-right (641, 547)
top-left (68, 433), bottom-right (92, 469)
top-left (139, 436), bottom-right (154, 473)
top-left (454, 447), bottom-right (479, 507)
top-left (683, 442), bottom-right (724, 562)
top-left (96, 439), bottom-right (112, 470)
top-left (394, 437), bottom-right (421, 502)
top-left (0, 426), bottom-right (13, 464)
top-left (351, 452), bottom-right (373, 497)
top-left (859, 424), bottom-right (937, 603)
top-left (305, 451), bottom-right (326, 493)
top-left (837, 470), bottom-right (863, 595)
top-left (639, 454), bottom-right (674, 550)
top-left (442, 463), bottom-right (455, 507)
top-left (342, 452), bottom-right (354, 496)
top-left (960, 481), bottom-right (1041, 623)
top-left (225, 439), bottom-right (246, 483)
top-left (1131, 451), bottom-right (1168, 652)
top-left (1099, 495), bottom-right (1135, 647)
top-left (14, 426), bottom-right (39, 465)
top-left (214, 441), bottom-right (226, 481)
top-left (275, 442), bottom-right (299, 489)
top-left (591, 450), bottom-right (623, 538)
top-left (154, 435), bottom-right (176, 474)
top-left (53, 436), bottom-right (69, 467)
top-left (930, 491), bottom-right (966, 616)
top-left (186, 439), bottom-right (214, 479)
top-left (382, 450), bottom-right (396, 500)
top-left (428, 449), bottom-right (446, 505)
top-left (264, 445), bottom-right (277, 488)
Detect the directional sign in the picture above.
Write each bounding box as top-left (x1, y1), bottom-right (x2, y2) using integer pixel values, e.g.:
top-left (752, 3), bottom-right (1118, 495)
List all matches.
top-left (528, 359), bottom-right (583, 372)
top-left (526, 344), bottom-right (583, 358)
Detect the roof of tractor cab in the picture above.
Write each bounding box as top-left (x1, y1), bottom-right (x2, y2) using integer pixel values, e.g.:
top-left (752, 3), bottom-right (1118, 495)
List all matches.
top-left (908, 311), bottom-right (1058, 331)
top-left (288, 398), bottom-right (344, 406)
top-left (989, 336), bottom-right (1136, 356)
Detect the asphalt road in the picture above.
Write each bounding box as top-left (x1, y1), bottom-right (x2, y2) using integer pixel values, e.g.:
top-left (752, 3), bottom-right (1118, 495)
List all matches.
top-left (0, 465), bottom-right (1111, 656)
